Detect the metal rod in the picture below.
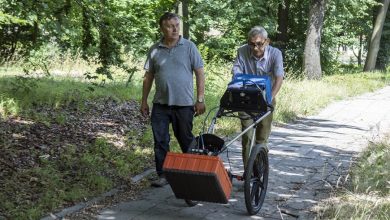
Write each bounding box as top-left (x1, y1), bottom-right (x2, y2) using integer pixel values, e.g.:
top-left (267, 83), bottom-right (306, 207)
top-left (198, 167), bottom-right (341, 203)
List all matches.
top-left (218, 110), bottom-right (271, 153)
top-left (248, 121), bottom-right (257, 160)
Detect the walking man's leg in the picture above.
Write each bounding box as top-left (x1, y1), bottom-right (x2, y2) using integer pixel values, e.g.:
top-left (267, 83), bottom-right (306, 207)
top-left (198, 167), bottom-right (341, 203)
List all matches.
top-left (171, 106), bottom-right (195, 153)
top-left (151, 104), bottom-right (170, 186)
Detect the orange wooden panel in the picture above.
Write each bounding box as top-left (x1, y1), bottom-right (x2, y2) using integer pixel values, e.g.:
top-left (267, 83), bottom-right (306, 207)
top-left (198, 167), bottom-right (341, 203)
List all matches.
top-left (163, 152), bottom-right (232, 203)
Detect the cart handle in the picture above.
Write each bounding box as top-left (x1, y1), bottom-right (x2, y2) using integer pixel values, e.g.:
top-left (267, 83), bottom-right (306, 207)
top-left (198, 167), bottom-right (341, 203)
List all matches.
top-left (213, 110), bottom-right (272, 155)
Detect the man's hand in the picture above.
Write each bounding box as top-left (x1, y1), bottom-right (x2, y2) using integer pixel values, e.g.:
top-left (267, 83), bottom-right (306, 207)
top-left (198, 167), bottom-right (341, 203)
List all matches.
top-left (194, 67), bottom-right (205, 116)
top-left (140, 71), bottom-right (154, 118)
top-left (194, 102), bottom-right (206, 116)
top-left (140, 102), bottom-right (150, 117)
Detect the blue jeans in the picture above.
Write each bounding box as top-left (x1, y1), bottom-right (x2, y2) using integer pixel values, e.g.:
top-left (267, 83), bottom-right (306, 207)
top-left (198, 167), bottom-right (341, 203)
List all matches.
top-left (151, 103), bottom-right (195, 176)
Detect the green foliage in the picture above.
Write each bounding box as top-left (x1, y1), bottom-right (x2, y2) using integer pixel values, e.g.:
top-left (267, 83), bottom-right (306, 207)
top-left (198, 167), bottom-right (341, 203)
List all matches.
top-left (2, 0), bottom-right (389, 76)
top-left (0, 0), bottom-right (178, 77)
top-left (319, 0), bottom-right (378, 74)
top-left (0, 96), bottom-right (18, 118)
top-left (0, 11), bottom-right (30, 26)
top-left (190, 0), bottom-right (279, 61)
top-left (352, 140), bottom-right (390, 195)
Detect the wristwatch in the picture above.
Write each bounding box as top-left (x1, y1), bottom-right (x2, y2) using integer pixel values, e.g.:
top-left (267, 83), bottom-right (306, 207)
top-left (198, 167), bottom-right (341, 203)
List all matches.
top-left (197, 97), bottom-right (204, 103)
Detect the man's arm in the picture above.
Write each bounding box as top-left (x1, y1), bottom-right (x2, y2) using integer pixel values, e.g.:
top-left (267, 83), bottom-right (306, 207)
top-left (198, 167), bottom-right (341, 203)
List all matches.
top-left (272, 75), bottom-right (283, 100)
top-left (231, 49), bottom-right (244, 76)
top-left (140, 71), bottom-right (154, 117)
top-left (194, 67), bottom-right (206, 115)
top-left (272, 48), bottom-right (284, 100)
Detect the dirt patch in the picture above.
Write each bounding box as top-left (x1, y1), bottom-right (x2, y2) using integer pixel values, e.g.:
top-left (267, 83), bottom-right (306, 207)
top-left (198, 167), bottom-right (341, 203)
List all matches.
top-left (0, 98), bottom-right (154, 218)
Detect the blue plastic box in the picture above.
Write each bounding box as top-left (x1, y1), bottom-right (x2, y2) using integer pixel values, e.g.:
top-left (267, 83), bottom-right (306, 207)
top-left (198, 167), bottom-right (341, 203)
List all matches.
top-left (228, 73), bottom-right (272, 105)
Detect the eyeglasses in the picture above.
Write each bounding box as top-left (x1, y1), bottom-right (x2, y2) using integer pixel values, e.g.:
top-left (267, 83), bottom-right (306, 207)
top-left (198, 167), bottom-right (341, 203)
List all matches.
top-left (248, 41), bottom-right (266, 48)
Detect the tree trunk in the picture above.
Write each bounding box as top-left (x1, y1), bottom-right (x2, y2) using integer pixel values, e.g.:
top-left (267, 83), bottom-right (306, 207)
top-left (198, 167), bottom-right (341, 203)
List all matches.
top-left (182, 0), bottom-right (189, 39)
top-left (358, 33), bottom-right (363, 66)
top-left (276, 0), bottom-right (290, 45)
top-left (82, 6), bottom-right (93, 59)
top-left (303, 0), bottom-right (327, 80)
top-left (375, 4), bottom-right (390, 70)
top-left (363, 0), bottom-right (390, 71)
top-left (176, 0), bottom-right (189, 39)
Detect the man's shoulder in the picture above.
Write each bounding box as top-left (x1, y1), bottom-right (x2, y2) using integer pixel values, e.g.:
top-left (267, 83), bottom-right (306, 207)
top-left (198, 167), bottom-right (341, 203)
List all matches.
top-left (238, 44), bottom-right (249, 51)
top-left (237, 44), bottom-right (250, 56)
top-left (267, 45), bottom-right (282, 54)
top-left (148, 41), bottom-right (161, 51)
top-left (180, 37), bottom-right (197, 48)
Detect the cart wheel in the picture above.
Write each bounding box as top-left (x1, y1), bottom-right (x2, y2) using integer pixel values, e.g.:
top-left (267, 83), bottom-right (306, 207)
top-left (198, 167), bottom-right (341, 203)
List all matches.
top-left (244, 144), bottom-right (269, 215)
top-left (185, 199), bottom-right (198, 207)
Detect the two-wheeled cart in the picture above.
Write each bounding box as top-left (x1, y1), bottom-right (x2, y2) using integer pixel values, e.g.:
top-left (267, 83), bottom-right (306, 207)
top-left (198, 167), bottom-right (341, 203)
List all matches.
top-left (163, 74), bottom-right (273, 215)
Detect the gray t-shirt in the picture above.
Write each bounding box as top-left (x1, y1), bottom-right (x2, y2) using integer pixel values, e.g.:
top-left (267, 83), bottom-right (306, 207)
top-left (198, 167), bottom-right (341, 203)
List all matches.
top-left (231, 45), bottom-right (284, 83)
top-left (144, 37), bottom-right (204, 106)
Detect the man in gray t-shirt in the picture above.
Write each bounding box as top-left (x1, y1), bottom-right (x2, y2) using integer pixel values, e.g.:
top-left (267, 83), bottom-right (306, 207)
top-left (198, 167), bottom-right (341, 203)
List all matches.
top-left (231, 26), bottom-right (284, 169)
top-left (140, 12), bottom-right (206, 187)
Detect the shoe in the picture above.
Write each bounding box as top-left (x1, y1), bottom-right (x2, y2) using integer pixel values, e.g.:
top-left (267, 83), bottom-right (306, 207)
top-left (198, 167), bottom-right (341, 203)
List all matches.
top-left (151, 176), bottom-right (168, 187)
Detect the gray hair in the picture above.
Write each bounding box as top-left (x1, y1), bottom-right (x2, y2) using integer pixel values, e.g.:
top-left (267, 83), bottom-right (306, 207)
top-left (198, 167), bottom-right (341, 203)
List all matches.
top-left (248, 26), bottom-right (268, 40)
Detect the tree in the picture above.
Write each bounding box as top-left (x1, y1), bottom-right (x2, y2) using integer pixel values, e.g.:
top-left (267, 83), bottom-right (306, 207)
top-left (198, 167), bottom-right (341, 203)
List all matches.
top-left (303, 0), bottom-right (327, 80)
top-left (176, 0), bottom-right (189, 39)
top-left (0, 12), bottom-right (31, 64)
top-left (276, 0), bottom-right (290, 47)
top-left (376, 8), bottom-right (390, 69)
top-left (364, 0), bottom-right (390, 71)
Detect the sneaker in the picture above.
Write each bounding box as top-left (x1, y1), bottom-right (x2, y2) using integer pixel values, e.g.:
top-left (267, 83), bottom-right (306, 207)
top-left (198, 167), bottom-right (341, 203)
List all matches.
top-left (151, 176), bottom-right (168, 187)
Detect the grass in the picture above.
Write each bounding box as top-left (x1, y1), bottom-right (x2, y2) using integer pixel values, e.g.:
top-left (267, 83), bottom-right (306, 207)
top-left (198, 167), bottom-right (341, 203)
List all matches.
top-left (316, 134), bottom-right (390, 219)
top-left (275, 72), bottom-right (390, 122)
top-left (1, 59), bottom-right (390, 219)
top-left (0, 138), bottom-right (153, 219)
top-left (0, 75), bottom-right (142, 118)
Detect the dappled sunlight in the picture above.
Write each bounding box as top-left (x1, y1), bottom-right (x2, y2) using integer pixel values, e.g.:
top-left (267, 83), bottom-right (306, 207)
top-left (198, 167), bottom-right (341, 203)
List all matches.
top-left (211, 95), bottom-right (388, 218)
top-left (94, 121), bottom-right (118, 127)
top-left (94, 132), bottom-right (126, 148)
top-left (12, 118), bottom-right (34, 125)
top-left (270, 149), bottom-right (300, 157)
top-left (314, 192), bottom-right (390, 219)
top-left (1, 0), bottom-right (390, 217)
top-left (11, 133), bottom-right (26, 139)
top-left (1, 42), bottom-right (389, 220)
top-left (0, 96), bottom-right (153, 219)
top-left (0, 96), bottom-right (20, 118)
top-left (273, 170), bottom-right (305, 177)
top-left (133, 147), bottom-right (153, 156)
top-left (98, 209), bottom-right (117, 219)
top-left (312, 149), bottom-right (335, 157)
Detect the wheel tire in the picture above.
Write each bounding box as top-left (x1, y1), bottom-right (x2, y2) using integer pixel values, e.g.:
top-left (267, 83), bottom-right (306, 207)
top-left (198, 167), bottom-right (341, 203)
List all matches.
top-left (244, 144), bottom-right (269, 215)
top-left (185, 199), bottom-right (198, 207)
